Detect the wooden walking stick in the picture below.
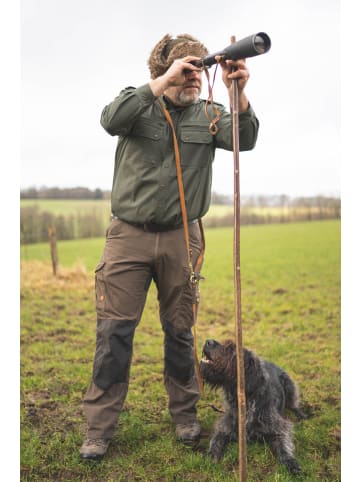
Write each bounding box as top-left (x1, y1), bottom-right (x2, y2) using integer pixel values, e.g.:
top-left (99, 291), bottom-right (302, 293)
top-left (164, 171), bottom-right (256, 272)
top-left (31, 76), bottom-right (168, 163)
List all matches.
top-left (230, 35), bottom-right (247, 482)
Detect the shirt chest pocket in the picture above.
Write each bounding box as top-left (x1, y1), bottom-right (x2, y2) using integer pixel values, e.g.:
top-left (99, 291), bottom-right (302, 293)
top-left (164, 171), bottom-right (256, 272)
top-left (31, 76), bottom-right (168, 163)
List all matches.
top-left (180, 128), bottom-right (214, 168)
top-left (131, 121), bottom-right (165, 164)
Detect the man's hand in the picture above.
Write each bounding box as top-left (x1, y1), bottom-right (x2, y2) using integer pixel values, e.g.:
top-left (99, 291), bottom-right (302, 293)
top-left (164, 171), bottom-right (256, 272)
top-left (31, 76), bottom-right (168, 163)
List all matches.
top-left (216, 57), bottom-right (250, 113)
top-left (150, 56), bottom-right (202, 97)
top-left (217, 58), bottom-right (249, 90)
top-left (164, 56), bottom-right (202, 86)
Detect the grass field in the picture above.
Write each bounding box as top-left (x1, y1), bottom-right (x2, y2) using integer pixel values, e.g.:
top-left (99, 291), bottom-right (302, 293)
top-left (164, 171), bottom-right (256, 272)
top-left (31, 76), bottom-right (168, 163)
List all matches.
top-left (20, 220), bottom-right (340, 481)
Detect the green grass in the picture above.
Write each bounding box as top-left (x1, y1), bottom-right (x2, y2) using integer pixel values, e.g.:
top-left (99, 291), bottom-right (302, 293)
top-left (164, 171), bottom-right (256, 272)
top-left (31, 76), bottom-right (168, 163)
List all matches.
top-left (20, 220), bottom-right (340, 481)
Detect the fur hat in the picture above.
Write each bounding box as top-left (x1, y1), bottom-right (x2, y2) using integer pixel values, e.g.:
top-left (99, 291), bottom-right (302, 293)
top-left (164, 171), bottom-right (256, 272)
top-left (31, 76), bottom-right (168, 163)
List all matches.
top-left (148, 33), bottom-right (209, 79)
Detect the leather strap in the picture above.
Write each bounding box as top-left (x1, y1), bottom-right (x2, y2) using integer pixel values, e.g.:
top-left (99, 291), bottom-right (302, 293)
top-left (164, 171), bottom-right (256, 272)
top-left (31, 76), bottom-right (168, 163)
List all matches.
top-left (204, 65), bottom-right (222, 135)
top-left (158, 98), bottom-right (205, 396)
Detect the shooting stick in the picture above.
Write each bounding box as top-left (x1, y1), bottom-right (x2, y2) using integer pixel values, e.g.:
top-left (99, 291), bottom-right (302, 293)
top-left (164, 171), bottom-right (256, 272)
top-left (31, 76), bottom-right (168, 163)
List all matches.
top-left (231, 35), bottom-right (247, 482)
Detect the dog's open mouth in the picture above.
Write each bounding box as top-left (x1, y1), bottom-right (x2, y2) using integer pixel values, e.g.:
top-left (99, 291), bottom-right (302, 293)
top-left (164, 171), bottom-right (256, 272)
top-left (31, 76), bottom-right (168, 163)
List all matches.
top-left (201, 353), bottom-right (213, 364)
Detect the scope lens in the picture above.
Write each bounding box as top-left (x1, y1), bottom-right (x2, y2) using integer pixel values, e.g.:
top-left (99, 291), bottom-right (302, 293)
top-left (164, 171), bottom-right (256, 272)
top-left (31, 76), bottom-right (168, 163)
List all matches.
top-left (254, 33), bottom-right (271, 54)
top-left (254, 36), bottom-right (266, 53)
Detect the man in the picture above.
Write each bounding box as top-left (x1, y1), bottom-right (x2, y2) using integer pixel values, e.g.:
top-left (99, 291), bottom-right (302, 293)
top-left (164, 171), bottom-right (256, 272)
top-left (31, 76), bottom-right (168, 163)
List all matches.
top-left (80, 33), bottom-right (259, 460)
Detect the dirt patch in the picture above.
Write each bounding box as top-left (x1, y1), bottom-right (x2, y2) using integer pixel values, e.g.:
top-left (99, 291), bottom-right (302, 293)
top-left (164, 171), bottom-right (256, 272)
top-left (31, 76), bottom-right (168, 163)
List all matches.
top-left (273, 288), bottom-right (288, 295)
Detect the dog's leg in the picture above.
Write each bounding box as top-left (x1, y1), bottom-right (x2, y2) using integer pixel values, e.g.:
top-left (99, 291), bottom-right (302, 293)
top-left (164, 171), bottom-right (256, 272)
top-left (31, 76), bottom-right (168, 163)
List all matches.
top-left (265, 414), bottom-right (302, 475)
top-left (269, 434), bottom-right (301, 475)
top-left (209, 410), bottom-right (237, 461)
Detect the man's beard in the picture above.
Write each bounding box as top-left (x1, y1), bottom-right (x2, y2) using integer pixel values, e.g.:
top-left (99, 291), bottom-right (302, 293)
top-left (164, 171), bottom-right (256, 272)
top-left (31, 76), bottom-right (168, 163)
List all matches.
top-left (176, 89), bottom-right (200, 106)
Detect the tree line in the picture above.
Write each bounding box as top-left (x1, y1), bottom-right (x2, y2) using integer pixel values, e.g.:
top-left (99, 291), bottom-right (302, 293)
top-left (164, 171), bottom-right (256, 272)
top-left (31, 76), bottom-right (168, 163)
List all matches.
top-left (21, 187), bottom-right (340, 210)
top-left (20, 205), bottom-right (108, 244)
top-left (20, 186), bottom-right (111, 200)
top-left (20, 187), bottom-right (340, 244)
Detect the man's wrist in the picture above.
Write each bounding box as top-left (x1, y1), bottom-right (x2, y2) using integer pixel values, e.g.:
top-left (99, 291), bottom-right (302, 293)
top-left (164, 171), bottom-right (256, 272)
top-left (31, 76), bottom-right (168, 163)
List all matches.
top-left (238, 92), bottom-right (249, 113)
top-left (149, 76), bottom-right (169, 97)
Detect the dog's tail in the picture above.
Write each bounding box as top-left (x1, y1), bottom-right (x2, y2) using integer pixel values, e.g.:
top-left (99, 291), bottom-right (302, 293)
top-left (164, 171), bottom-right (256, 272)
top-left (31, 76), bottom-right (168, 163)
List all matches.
top-left (279, 372), bottom-right (306, 420)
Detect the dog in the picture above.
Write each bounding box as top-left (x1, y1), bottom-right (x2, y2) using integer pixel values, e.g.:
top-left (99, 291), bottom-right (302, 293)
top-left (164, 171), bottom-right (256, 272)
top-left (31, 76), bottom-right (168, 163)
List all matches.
top-left (200, 339), bottom-right (305, 475)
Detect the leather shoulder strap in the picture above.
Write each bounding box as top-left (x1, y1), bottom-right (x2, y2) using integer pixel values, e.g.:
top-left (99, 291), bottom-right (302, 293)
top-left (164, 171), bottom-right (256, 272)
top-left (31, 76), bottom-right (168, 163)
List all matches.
top-left (158, 98), bottom-right (205, 396)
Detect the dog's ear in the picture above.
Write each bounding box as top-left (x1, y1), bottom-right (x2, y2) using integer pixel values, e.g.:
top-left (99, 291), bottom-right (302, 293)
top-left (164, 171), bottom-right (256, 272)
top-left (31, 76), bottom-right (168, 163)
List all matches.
top-left (226, 341), bottom-right (237, 361)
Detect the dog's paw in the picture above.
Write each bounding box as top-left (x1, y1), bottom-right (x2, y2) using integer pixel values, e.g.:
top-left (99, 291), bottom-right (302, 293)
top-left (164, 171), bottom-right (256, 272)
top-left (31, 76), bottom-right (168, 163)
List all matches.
top-left (208, 449), bottom-right (222, 462)
top-left (285, 458), bottom-right (302, 475)
top-left (208, 443), bottom-right (225, 462)
top-left (293, 408), bottom-right (307, 420)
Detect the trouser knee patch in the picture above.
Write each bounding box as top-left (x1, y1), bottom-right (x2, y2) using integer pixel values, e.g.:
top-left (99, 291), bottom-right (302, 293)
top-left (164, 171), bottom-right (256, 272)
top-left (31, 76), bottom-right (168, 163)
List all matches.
top-left (93, 319), bottom-right (136, 390)
top-left (164, 322), bottom-right (194, 382)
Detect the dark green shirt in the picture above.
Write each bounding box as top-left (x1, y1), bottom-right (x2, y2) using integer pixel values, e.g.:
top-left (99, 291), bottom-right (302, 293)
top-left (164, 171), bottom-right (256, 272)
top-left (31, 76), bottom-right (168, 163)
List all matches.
top-left (101, 83), bottom-right (259, 225)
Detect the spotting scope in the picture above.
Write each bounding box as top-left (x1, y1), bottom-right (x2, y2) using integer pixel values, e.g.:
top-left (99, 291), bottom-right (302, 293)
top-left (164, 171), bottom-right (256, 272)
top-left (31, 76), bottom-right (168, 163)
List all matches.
top-left (191, 32), bottom-right (271, 69)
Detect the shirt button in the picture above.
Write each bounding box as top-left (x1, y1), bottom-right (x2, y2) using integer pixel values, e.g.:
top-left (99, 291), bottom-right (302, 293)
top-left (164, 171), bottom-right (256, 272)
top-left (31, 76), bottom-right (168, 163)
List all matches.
top-left (164, 163), bottom-right (169, 168)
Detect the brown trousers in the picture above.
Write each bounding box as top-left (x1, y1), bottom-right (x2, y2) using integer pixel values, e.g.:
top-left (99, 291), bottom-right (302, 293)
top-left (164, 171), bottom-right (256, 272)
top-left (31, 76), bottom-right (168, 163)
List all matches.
top-left (83, 219), bottom-right (203, 439)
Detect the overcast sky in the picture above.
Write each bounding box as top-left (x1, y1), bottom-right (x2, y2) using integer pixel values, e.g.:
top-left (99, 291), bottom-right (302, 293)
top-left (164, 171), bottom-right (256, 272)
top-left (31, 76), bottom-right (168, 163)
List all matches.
top-left (20, 0), bottom-right (340, 197)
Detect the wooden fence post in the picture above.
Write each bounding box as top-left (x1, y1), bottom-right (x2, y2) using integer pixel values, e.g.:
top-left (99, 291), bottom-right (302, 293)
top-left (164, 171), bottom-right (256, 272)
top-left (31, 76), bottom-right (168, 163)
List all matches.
top-left (48, 225), bottom-right (58, 276)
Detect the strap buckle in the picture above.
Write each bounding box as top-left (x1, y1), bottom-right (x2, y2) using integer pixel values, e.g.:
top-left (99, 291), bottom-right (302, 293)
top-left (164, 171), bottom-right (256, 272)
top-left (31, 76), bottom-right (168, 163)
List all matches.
top-left (191, 271), bottom-right (205, 284)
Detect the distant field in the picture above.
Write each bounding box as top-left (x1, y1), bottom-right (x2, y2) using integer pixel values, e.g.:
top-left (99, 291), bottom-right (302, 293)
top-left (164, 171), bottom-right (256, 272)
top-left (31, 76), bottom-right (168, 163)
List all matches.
top-left (20, 198), bottom-right (336, 219)
top-left (21, 199), bottom-right (111, 216)
top-left (21, 220), bottom-right (340, 480)
top-left (20, 198), bottom-right (234, 219)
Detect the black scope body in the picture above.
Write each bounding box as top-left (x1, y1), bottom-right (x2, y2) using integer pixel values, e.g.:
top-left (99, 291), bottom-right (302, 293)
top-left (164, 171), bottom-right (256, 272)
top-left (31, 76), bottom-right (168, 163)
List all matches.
top-left (190, 32), bottom-right (271, 69)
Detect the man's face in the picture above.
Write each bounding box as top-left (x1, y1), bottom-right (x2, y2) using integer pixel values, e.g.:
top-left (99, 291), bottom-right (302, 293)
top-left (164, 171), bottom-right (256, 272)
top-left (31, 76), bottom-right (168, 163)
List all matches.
top-left (164, 69), bottom-right (202, 107)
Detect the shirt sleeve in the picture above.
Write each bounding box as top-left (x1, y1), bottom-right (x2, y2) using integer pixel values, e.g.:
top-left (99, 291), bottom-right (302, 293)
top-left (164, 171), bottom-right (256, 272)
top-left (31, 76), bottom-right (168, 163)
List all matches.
top-left (215, 103), bottom-right (259, 151)
top-left (100, 84), bottom-right (158, 136)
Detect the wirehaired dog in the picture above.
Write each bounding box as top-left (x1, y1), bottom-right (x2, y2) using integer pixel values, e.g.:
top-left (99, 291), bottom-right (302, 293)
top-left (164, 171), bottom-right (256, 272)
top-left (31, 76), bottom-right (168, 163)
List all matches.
top-left (200, 339), bottom-right (305, 475)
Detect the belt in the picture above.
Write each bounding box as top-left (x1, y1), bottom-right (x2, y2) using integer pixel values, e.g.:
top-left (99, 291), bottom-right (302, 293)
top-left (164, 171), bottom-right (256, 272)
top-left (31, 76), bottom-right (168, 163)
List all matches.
top-left (112, 216), bottom-right (197, 233)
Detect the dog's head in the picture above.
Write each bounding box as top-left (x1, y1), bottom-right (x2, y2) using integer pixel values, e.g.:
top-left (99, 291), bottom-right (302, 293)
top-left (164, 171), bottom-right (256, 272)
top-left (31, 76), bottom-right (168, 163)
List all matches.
top-left (200, 339), bottom-right (262, 394)
top-left (200, 339), bottom-right (237, 388)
